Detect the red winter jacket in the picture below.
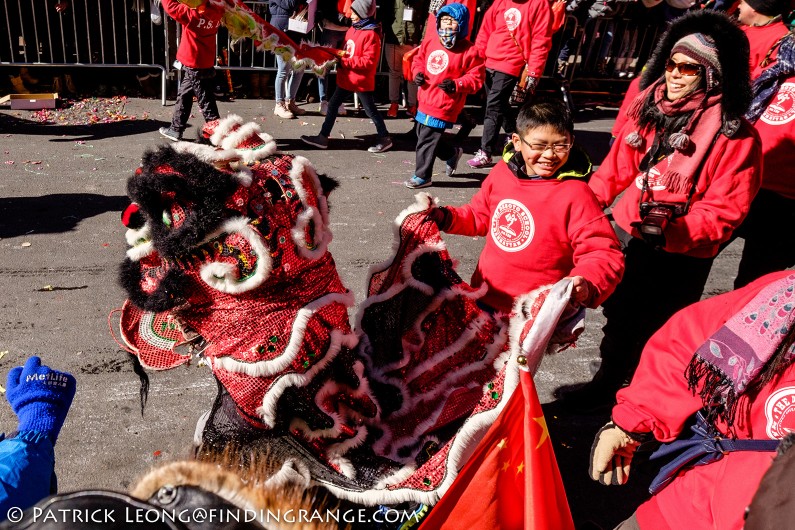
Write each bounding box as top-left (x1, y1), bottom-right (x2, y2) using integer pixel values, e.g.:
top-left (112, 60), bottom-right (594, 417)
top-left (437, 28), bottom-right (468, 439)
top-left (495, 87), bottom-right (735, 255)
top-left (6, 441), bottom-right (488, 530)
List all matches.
top-left (161, 0), bottom-right (223, 70)
top-left (474, 0), bottom-right (552, 79)
top-left (445, 161), bottom-right (624, 313)
top-left (412, 37), bottom-right (484, 123)
top-left (611, 270), bottom-right (795, 530)
top-left (751, 76), bottom-right (795, 200)
top-left (337, 26), bottom-right (382, 92)
top-left (589, 120), bottom-right (762, 258)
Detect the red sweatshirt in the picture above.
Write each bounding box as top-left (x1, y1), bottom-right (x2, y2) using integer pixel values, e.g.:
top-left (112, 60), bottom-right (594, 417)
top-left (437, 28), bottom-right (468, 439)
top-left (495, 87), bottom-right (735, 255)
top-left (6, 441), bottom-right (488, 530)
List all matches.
top-left (412, 37), bottom-right (484, 123)
top-left (589, 120), bottom-right (762, 258)
top-left (337, 26), bottom-right (382, 92)
top-left (611, 270), bottom-right (795, 530)
top-left (751, 76), bottom-right (795, 200)
top-left (161, 0), bottom-right (223, 69)
top-left (474, 0), bottom-right (552, 79)
top-left (743, 21), bottom-right (789, 74)
top-left (445, 161), bottom-right (624, 313)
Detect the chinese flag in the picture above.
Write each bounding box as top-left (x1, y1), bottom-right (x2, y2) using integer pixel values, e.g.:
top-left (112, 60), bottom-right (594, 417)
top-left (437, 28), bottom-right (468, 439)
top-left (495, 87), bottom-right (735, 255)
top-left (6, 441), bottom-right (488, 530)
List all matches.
top-left (420, 369), bottom-right (574, 530)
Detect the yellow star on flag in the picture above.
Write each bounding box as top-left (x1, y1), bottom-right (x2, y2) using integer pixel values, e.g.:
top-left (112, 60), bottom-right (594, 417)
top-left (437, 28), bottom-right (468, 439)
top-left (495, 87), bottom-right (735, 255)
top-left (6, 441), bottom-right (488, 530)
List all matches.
top-left (534, 415), bottom-right (549, 449)
top-left (516, 461), bottom-right (524, 474)
top-left (496, 437), bottom-right (507, 450)
top-left (502, 461), bottom-right (510, 472)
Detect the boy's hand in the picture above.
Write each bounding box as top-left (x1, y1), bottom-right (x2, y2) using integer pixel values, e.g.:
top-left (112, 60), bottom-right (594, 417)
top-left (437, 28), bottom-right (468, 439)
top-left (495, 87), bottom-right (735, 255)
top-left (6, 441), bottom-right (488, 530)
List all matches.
top-left (413, 73), bottom-right (426, 86)
top-left (424, 207), bottom-right (452, 231)
top-left (569, 276), bottom-right (592, 305)
top-left (437, 79), bottom-right (455, 94)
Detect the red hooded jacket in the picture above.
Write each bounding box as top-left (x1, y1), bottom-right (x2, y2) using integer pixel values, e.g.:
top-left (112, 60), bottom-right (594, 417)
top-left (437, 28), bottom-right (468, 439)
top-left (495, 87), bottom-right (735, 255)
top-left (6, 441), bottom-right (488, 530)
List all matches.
top-left (337, 25), bottom-right (382, 92)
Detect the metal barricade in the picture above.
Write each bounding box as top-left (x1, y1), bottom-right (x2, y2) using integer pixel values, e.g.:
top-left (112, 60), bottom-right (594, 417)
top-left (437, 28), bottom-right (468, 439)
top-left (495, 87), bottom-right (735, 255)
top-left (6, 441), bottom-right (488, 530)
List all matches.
top-left (1, 0), bottom-right (169, 104)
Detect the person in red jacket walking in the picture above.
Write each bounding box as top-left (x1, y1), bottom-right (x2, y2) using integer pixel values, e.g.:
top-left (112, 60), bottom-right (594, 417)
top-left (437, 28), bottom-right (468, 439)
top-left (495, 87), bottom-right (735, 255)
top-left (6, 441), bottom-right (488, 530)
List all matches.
top-left (300, 0), bottom-right (394, 153)
top-left (404, 3), bottom-right (484, 189)
top-left (466, 0), bottom-right (552, 169)
top-left (728, 0), bottom-right (795, 289)
top-left (561, 11), bottom-right (763, 413)
top-left (426, 100), bottom-right (624, 314)
top-left (159, 0), bottom-right (223, 141)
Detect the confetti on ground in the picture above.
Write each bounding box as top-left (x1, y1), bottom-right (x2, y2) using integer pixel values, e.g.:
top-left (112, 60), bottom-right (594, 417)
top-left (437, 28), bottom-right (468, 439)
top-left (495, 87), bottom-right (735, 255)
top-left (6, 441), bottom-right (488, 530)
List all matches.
top-left (4, 161), bottom-right (13, 165)
top-left (153, 450), bottom-right (162, 457)
top-left (29, 96), bottom-right (150, 126)
top-left (20, 242), bottom-right (31, 247)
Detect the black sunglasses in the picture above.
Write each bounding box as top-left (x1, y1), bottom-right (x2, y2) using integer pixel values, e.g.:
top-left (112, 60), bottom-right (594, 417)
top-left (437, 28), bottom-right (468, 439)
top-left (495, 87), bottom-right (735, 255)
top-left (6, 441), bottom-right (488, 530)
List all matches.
top-left (665, 59), bottom-right (703, 77)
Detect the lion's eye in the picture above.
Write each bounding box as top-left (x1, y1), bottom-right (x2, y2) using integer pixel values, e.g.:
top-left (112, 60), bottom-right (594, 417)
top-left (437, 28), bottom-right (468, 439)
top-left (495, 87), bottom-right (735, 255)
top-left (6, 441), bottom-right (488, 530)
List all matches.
top-left (162, 210), bottom-right (173, 227)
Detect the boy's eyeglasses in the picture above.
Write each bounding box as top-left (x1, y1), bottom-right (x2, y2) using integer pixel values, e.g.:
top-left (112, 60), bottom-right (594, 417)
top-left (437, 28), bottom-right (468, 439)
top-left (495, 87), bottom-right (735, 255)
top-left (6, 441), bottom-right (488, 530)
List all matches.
top-left (665, 59), bottom-right (703, 77)
top-left (517, 135), bottom-right (572, 155)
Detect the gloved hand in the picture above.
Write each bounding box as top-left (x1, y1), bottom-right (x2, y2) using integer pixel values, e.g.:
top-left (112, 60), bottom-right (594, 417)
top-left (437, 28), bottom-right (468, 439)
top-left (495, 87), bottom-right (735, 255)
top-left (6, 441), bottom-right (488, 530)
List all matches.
top-left (424, 206), bottom-right (452, 231)
top-left (6, 356), bottom-right (77, 444)
top-left (437, 78), bottom-right (456, 94)
top-left (414, 73), bottom-right (426, 86)
top-left (589, 421), bottom-right (640, 485)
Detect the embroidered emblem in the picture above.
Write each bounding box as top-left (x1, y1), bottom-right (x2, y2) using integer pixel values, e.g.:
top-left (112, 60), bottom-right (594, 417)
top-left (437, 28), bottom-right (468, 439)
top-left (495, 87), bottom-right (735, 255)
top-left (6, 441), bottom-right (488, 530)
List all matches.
top-left (427, 50), bottom-right (449, 76)
top-left (504, 8), bottom-right (521, 31)
top-left (635, 161), bottom-right (669, 191)
top-left (765, 386), bottom-right (795, 439)
top-left (760, 82), bottom-right (795, 125)
top-left (490, 199), bottom-right (535, 252)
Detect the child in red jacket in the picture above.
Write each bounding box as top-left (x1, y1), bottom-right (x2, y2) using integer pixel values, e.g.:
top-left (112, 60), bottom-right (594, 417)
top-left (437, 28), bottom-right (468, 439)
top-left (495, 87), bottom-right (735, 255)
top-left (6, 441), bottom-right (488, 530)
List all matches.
top-left (428, 100), bottom-right (624, 313)
top-left (159, 0), bottom-right (223, 141)
top-left (467, 0), bottom-right (552, 168)
top-left (300, 0), bottom-right (393, 153)
top-left (404, 3), bottom-right (484, 189)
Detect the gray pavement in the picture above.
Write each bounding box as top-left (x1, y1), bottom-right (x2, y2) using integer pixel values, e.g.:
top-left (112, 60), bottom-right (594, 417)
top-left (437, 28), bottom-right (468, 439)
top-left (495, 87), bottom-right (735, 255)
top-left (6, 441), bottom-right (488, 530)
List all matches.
top-left (0, 97), bottom-right (745, 527)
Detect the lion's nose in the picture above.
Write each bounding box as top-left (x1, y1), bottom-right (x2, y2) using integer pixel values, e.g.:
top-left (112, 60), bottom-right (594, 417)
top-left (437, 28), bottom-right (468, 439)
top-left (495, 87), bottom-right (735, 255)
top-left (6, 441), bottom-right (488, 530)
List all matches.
top-left (122, 202), bottom-right (145, 229)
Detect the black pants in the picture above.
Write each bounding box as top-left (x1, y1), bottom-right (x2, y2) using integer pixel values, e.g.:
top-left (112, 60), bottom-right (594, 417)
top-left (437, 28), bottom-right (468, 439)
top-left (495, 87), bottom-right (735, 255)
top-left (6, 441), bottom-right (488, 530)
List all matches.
top-left (733, 188), bottom-right (795, 289)
top-left (414, 122), bottom-right (457, 180)
top-left (321, 86), bottom-right (389, 139)
top-left (598, 228), bottom-right (715, 383)
top-left (480, 68), bottom-right (519, 156)
top-left (171, 66), bottom-right (220, 133)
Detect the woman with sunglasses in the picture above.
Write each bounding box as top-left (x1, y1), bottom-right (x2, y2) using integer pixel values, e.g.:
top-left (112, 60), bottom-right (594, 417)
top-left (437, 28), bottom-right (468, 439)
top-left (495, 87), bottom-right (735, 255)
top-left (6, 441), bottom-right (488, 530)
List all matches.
top-left (561, 10), bottom-right (763, 413)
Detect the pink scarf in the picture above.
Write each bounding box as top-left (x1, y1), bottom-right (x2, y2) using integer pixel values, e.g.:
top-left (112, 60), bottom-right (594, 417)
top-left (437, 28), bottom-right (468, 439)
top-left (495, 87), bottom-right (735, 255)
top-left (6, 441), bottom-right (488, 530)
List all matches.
top-left (625, 81), bottom-right (723, 195)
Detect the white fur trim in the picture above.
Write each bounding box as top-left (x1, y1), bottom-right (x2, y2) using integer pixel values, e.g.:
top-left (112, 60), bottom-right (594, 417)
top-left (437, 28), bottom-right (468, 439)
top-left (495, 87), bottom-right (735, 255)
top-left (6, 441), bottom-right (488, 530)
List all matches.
top-left (286, 157), bottom-right (333, 259)
top-left (233, 168), bottom-right (253, 187)
top-left (263, 458), bottom-right (312, 490)
top-left (209, 114), bottom-right (245, 146)
top-left (125, 224), bottom-right (155, 261)
top-left (199, 217), bottom-right (272, 294)
top-left (170, 142), bottom-right (241, 166)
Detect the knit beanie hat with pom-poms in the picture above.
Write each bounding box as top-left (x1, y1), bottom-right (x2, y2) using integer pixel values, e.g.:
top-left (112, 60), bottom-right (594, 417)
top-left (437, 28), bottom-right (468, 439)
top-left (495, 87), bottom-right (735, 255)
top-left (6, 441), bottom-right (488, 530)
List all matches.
top-left (671, 33), bottom-right (721, 90)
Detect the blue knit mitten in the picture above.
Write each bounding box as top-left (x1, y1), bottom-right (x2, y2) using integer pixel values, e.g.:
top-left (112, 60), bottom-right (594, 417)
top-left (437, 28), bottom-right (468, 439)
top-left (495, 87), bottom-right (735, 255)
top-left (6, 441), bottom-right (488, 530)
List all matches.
top-left (6, 356), bottom-right (77, 444)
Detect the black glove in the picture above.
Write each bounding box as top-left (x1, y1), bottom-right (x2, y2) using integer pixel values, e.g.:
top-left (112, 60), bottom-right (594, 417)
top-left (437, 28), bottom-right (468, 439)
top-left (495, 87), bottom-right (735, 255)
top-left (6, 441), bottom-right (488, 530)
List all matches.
top-left (437, 78), bottom-right (456, 94)
top-left (413, 73), bottom-right (426, 86)
top-left (424, 207), bottom-right (452, 231)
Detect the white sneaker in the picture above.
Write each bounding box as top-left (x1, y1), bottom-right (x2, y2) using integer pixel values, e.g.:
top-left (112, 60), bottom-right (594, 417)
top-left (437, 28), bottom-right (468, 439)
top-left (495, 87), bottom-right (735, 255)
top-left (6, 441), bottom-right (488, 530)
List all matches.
top-left (274, 101), bottom-right (294, 119)
top-left (338, 104), bottom-right (347, 116)
top-left (319, 100), bottom-right (329, 115)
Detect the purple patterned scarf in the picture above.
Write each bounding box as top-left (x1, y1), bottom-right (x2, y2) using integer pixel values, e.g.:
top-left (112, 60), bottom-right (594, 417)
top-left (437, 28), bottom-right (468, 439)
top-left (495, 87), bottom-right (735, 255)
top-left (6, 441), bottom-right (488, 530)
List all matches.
top-left (685, 273), bottom-right (795, 428)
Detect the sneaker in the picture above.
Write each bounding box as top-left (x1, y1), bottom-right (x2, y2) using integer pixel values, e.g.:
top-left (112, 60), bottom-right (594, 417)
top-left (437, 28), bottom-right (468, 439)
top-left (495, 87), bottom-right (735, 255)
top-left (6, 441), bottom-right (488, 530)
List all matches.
top-left (445, 147), bottom-right (464, 177)
top-left (287, 99), bottom-right (306, 116)
top-left (274, 101), bottom-right (294, 119)
top-left (319, 100), bottom-right (329, 115)
top-left (406, 105), bottom-right (417, 118)
top-left (404, 175), bottom-right (432, 189)
top-left (338, 104), bottom-right (348, 116)
top-left (159, 126), bottom-right (182, 141)
top-left (467, 149), bottom-right (492, 169)
top-left (300, 134), bottom-right (329, 149)
top-left (368, 136), bottom-right (393, 153)
top-left (387, 102), bottom-right (399, 118)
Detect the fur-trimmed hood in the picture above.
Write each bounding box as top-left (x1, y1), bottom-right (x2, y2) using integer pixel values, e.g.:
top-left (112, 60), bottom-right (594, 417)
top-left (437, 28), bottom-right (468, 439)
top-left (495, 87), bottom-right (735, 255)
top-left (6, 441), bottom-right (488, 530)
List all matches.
top-left (640, 10), bottom-right (752, 125)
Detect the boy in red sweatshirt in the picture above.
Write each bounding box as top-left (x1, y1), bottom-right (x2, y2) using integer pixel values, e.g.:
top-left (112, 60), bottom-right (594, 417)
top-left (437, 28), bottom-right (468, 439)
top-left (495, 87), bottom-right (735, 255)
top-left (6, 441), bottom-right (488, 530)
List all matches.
top-left (159, 0), bottom-right (223, 141)
top-left (428, 101), bottom-right (624, 313)
top-left (300, 0), bottom-right (393, 153)
top-left (404, 3), bottom-right (484, 189)
top-left (467, 0), bottom-right (552, 168)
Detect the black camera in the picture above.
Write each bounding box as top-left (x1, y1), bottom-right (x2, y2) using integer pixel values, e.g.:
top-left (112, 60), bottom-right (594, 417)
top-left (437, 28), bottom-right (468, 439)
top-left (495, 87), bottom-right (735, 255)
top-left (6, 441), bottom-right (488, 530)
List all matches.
top-left (638, 202), bottom-right (686, 245)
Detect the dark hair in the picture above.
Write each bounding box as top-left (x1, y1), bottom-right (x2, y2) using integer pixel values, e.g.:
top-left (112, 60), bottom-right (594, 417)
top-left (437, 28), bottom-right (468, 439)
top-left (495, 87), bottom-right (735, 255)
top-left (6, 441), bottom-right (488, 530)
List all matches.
top-left (515, 99), bottom-right (574, 137)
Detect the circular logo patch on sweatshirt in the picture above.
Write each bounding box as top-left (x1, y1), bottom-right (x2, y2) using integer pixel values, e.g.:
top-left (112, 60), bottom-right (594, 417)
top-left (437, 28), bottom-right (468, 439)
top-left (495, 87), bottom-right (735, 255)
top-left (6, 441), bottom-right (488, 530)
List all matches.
top-left (427, 50), bottom-right (450, 76)
top-left (504, 8), bottom-right (522, 31)
top-left (765, 386), bottom-right (795, 439)
top-left (345, 39), bottom-right (356, 58)
top-left (760, 82), bottom-right (795, 125)
top-left (491, 199), bottom-right (535, 252)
